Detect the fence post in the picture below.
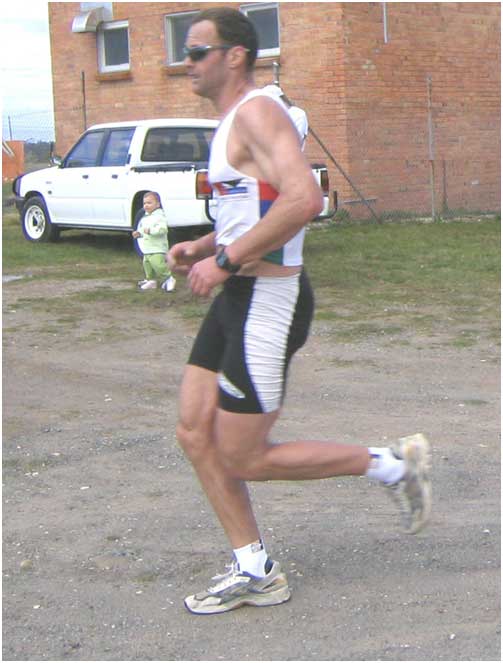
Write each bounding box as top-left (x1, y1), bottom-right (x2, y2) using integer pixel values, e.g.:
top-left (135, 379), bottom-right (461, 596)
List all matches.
top-left (81, 71), bottom-right (87, 130)
top-left (426, 75), bottom-right (437, 221)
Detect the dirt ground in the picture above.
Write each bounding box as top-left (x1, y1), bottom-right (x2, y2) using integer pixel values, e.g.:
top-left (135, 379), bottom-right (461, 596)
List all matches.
top-left (2, 276), bottom-right (500, 661)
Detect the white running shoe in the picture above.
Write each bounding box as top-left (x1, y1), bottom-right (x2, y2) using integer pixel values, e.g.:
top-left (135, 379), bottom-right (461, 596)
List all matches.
top-left (184, 559), bottom-right (291, 615)
top-left (161, 276), bottom-right (176, 292)
top-left (137, 279), bottom-right (149, 287)
top-left (386, 433), bottom-right (432, 534)
top-left (139, 280), bottom-right (157, 290)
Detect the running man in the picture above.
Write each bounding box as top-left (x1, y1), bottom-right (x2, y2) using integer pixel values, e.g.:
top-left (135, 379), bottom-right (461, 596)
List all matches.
top-left (167, 7), bottom-right (432, 615)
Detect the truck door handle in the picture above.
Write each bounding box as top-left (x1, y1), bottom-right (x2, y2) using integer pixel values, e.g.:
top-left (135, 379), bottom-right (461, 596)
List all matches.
top-left (82, 174), bottom-right (89, 179)
top-left (111, 174), bottom-right (118, 179)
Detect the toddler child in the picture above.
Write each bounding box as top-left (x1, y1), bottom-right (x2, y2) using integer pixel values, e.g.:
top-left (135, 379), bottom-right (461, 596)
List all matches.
top-left (133, 192), bottom-right (176, 292)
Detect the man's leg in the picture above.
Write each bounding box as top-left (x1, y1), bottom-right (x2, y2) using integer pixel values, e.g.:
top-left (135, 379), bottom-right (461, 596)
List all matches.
top-left (215, 410), bottom-right (431, 537)
top-left (215, 409), bottom-right (371, 482)
top-left (177, 364), bottom-right (262, 548)
top-left (178, 364), bottom-right (293, 614)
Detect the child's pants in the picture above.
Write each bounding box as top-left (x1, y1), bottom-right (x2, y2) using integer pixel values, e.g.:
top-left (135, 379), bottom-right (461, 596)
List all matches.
top-left (143, 253), bottom-right (171, 282)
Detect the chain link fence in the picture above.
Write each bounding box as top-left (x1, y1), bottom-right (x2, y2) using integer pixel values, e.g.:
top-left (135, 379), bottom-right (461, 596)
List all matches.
top-left (3, 110), bottom-right (55, 143)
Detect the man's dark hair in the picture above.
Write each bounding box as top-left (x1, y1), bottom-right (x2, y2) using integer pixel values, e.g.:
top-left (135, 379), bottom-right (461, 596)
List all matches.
top-left (191, 8), bottom-right (258, 71)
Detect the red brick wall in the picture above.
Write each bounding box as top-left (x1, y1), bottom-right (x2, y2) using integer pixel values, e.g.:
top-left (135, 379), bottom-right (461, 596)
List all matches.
top-left (337, 2), bottom-right (500, 215)
top-left (49, 2), bottom-right (500, 217)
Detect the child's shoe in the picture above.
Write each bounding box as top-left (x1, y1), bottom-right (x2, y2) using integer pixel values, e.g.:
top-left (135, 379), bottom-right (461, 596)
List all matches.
top-left (161, 276), bottom-right (176, 292)
top-left (140, 280), bottom-right (157, 290)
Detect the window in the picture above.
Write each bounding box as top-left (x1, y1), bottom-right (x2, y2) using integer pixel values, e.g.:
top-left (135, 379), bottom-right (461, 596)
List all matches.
top-left (64, 131), bottom-right (106, 168)
top-left (141, 127), bottom-right (215, 163)
top-left (101, 128), bottom-right (135, 166)
top-left (241, 3), bottom-right (279, 57)
top-left (165, 12), bottom-right (198, 65)
top-left (165, 5), bottom-right (279, 65)
top-left (97, 20), bottom-right (130, 73)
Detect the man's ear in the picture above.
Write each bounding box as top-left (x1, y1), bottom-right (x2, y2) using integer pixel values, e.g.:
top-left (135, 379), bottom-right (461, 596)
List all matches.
top-left (227, 45), bottom-right (249, 70)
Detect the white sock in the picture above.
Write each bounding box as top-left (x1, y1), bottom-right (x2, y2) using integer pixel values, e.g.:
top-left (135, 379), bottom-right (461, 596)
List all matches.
top-left (366, 447), bottom-right (405, 485)
top-left (233, 540), bottom-right (267, 578)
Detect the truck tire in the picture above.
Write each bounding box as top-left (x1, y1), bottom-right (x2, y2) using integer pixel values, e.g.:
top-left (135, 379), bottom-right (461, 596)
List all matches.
top-left (21, 196), bottom-right (60, 242)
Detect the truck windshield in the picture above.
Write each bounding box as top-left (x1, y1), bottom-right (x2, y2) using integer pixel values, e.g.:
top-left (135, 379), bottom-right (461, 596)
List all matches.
top-left (141, 127), bottom-right (214, 163)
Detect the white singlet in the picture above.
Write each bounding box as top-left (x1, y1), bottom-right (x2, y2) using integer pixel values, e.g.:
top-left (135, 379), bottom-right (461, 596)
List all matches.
top-left (208, 89), bottom-right (306, 266)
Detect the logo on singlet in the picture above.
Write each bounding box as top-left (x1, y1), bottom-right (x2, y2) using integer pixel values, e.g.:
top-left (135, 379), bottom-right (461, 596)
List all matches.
top-left (214, 179), bottom-right (248, 197)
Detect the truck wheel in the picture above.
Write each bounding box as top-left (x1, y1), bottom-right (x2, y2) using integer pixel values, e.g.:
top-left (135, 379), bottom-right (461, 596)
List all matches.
top-left (21, 196), bottom-right (60, 242)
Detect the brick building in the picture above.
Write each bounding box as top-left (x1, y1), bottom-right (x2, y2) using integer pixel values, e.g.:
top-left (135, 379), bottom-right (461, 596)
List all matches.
top-left (49, 2), bottom-right (500, 218)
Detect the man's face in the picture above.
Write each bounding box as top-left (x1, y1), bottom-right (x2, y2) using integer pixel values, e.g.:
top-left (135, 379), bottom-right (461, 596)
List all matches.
top-left (184, 20), bottom-right (229, 100)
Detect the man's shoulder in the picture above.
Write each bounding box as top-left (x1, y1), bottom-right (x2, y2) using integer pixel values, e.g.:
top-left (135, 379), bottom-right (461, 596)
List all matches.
top-left (234, 92), bottom-right (289, 130)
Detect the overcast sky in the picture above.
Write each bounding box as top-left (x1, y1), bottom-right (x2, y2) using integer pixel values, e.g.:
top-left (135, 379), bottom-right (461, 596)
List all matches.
top-left (1, 1), bottom-right (53, 139)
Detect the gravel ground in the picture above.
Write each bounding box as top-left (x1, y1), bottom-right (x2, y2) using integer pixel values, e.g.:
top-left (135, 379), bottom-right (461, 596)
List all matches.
top-left (2, 277), bottom-right (500, 661)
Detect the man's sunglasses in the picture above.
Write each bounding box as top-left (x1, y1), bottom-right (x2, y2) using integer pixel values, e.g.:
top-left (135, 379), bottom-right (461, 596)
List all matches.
top-left (183, 45), bottom-right (233, 62)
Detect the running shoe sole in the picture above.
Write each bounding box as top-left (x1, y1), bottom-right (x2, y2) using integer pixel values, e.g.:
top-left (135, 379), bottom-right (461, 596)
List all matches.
top-left (184, 573), bottom-right (291, 615)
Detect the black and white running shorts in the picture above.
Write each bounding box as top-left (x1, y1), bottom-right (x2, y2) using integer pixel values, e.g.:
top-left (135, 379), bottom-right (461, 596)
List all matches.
top-left (188, 270), bottom-right (314, 414)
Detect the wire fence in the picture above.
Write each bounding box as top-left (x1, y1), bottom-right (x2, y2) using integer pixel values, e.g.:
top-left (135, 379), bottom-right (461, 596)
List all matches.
top-left (3, 110), bottom-right (55, 144)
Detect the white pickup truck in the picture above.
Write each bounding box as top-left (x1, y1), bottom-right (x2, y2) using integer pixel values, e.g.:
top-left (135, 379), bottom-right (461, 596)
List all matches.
top-left (13, 118), bottom-right (333, 249)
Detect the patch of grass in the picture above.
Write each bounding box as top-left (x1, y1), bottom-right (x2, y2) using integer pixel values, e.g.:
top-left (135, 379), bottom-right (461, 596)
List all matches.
top-left (2, 211), bottom-right (141, 277)
top-left (135, 571), bottom-right (161, 584)
top-left (305, 218), bottom-right (500, 344)
top-left (329, 323), bottom-right (405, 343)
top-left (3, 210), bottom-right (500, 346)
top-left (449, 329), bottom-right (481, 348)
top-left (3, 453), bottom-right (63, 474)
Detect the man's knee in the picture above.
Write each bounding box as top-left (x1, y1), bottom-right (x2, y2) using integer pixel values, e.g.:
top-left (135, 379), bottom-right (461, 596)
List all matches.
top-left (177, 366), bottom-right (219, 463)
top-left (176, 417), bottom-right (213, 464)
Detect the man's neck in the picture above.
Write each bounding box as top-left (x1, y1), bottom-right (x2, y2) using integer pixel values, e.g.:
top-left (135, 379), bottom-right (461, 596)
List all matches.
top-left (214, 76), bottom-right (256, 116)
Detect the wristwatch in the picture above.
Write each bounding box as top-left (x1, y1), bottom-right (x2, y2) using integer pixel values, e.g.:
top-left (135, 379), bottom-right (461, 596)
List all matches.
top-left (215, 246), bottom-right (241, 274)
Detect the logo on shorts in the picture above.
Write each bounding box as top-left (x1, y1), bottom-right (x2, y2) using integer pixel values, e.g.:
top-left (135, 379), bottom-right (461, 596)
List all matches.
top-left (218, 372), bottom-right (245, 399)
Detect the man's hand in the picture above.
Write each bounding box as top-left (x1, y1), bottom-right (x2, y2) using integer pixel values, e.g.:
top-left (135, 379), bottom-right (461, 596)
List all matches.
top-left (167, 241), bottom-right (200, 276)
top-left (188, 256), bottom-right (230, 297)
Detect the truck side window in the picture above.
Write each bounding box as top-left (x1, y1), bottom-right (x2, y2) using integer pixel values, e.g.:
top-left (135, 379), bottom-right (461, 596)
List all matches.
top-left (101, 128), bottom-right (135, 166)
top-left (141, 128), bottom-right (214, 163)
top-left (65, 131), bottom-right (106, 168)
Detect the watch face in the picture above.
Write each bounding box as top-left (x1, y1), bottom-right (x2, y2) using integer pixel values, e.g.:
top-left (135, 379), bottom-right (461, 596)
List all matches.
top-left (216, 249), bottom-right (239, 273)
top-left (216, 251), bottom-right (227, 269)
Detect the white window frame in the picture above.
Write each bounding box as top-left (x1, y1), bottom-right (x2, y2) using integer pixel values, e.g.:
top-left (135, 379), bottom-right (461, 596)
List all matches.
top-left (165, 11), bottom-right (198, 65)
top-left (97, 20), bottom-right (130, 73)
top-left (241, 2), bottom-right (280, 58)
